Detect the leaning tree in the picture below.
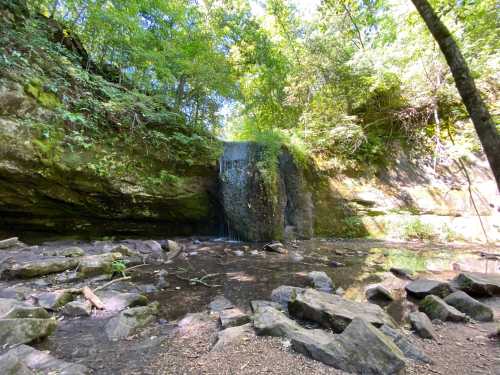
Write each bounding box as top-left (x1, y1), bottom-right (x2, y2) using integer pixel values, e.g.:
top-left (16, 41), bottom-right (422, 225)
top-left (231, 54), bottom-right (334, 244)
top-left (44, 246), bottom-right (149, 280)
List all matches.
top-left (411, 0), bottom-right (500, 191)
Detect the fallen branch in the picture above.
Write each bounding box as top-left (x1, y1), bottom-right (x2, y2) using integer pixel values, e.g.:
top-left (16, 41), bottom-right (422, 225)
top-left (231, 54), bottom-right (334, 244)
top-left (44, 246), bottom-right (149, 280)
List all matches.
top-left (124, 263), bottom-right (148, 272)
top-left (82, 286), bottom-right (105, 309)
top-left (93, 276), bottom-right (132, 292)
top-left (175, 272), bottom-right (221, 287)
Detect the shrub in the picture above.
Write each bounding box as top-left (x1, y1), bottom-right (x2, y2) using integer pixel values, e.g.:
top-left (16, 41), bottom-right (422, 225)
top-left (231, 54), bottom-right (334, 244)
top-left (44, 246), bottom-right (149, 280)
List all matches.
top-left (403, 218), bottom-right (436, 241)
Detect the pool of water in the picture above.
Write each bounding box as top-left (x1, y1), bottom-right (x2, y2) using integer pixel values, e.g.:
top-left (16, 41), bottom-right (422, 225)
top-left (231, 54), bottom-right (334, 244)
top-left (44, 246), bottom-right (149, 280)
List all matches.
top-left (129, 238), bottom-right (499, 322)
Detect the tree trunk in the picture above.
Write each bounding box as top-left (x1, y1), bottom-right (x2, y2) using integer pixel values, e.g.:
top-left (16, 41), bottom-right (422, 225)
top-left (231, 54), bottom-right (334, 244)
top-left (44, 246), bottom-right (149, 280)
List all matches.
top-left (411, 0), bottom-right (500, 191)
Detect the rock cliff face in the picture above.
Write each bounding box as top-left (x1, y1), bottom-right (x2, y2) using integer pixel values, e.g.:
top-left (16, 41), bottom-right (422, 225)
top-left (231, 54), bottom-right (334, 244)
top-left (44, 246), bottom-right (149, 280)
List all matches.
top-left (0, 1), bottom-right (221, 236)
top-left (219, 142), bottom-right (313, 241)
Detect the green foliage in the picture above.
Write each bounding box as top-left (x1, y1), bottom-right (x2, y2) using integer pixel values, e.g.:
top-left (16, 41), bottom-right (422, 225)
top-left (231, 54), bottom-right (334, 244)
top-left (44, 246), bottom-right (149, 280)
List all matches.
top-left (225, 0), bottom-right (493, 173)
top-left (341, 216), bottom-right (366, 238)
top-left (111, 260), bottom-right (127, 278)
top-left (403, 218), bottom-right (436, 241)
top-left (3, 0), bottom-right (496, 182)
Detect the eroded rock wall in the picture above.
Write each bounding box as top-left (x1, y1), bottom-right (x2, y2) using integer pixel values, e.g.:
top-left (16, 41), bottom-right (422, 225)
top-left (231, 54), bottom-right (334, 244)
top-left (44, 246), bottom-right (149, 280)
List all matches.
top-left (219, 142), bottom-right (313, 241)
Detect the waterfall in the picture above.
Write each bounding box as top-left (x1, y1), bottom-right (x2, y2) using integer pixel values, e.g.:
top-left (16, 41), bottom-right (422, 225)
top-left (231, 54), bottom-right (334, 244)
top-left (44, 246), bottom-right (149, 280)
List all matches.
top-left (219, 141), bottom-right (313, 241)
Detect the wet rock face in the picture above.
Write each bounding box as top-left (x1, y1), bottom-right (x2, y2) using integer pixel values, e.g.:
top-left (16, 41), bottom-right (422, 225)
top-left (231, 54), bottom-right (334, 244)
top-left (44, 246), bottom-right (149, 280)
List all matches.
top-left (219, 142), bottom-right (313, 241)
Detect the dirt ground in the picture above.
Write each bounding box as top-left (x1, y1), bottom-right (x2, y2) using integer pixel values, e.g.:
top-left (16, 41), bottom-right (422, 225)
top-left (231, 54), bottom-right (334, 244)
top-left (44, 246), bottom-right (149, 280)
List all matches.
top-left (138, 315), bottom-right (499, 375)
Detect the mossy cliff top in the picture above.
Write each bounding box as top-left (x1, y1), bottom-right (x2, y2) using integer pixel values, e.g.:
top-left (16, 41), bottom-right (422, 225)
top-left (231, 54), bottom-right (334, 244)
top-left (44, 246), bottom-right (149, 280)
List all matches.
top-left (0, 2), bottom-right (221, 235)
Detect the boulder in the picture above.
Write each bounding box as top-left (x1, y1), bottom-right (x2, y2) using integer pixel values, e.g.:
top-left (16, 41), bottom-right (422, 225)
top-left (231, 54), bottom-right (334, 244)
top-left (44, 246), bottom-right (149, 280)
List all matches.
top-left (253, 306), bottom-right (406, 374)
top-left (452, 272), bottom-right (500, 297)
top-left (62, 301), bottom-right (92, 317)
top-left (419, 295), bottom-right (466, 322)
top-left (250, 300), bottom-right (284, 313)
top-left (444, 290), bottom-right (493, 322)
top-left (36, 290), bottom-right (74, 310)
top-left (0, 344), bottom-right (90, 375)
top-left (263, 242), bottom-right (288, 254)
top-left (286, 287), bottom-right (396, 332)
top-left (219, 308), bottom-right (250, 329)
top-left (379, 324), bottom-right (432, 364)
top-left (209, 295), bottom-right (234, 314)
top-left (77, 252), bottom-right (122, 278)
top-left (366, 285), bottom-right (394, 302)
top-left (144, 240), bottom-right (163, 253)
top-left (61, 247), bottom-right (85, 257)
top-left (306, 318), bottom-right (406, 375)
top-left (156, 269), bottom-right (169, 289)
top-left (0, 237), bottom-right (23, 249)
top-left (105, 302), bottom-right (159, 340)
top-left (111, 245), bottom-right (134, 256)
top-left (307, 271), bottom-right (334, 293)
top-left (0, 298), bottom-right (50, 319)
top-left (122, 240), bottom-right (163, 255)
top-left (253, 305), bottom-right (317, 338)
top-left (165, 240), bottom-right (181, 253)
top-left (270, 285), bottom-right (304, 310)
top-left (95, 290), bottom-right (148, 312)
top-left (409, 311), bottom-right (435, 339)
top-left (405, 279), bottom-right (451, 298)
top-left (0, 318), bottom-right (57, 346)
top-left (0, 351), bottom-right (33, 375)
top-left (1, 257), bottom-right (78, 279)
top-left (212, 323), bottom-right (255, 351)
top-left (0, 287), bottom-right (26, 300)
top-left (390, 267), bottom-right (415, 280)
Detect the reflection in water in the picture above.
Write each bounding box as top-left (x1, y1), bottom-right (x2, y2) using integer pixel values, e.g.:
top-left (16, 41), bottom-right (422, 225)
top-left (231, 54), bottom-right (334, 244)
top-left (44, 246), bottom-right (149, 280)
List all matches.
top-left (132, 239), bottom-right (498, 323)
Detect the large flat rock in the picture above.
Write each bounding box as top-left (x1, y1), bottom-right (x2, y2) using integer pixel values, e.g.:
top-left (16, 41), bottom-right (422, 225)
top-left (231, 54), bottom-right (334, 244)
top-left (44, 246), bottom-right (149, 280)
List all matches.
top-left (77, 253), bottom-right (122, 278)
top-left (0, 318), bottom-right (57, 346)
top-left (0, 344), bottom-right (89, 375)
top-left (105, 302), bottom-right (159, 340)
top-left (453, 272), bottom-right (500, 297)
top-left (0, 298), bottom-right (49, 319)
top-left (95, 290), bottom-right (148, 311)
top-left (1, 257), bottom-right (78, 279)
top-left (405, 279), bottom-right (451, 298)
top-left (286, 287), bottom-right (396, 332)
